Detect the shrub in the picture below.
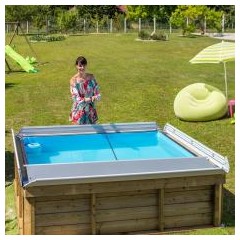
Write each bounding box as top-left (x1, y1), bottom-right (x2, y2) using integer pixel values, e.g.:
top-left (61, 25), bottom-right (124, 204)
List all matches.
top-left (138, 30), bottom-right (150, 40)
top-left (150, 32), bottom-right (168, 41)
top-left (182, 24), bottom-right (196, 36)
top-left (138, 30), bottom-right (168, 41)
top-left (29, 35), bottom-right (66, 42)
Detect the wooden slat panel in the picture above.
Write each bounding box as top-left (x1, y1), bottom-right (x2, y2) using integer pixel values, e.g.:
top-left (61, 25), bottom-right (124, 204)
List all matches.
top-left (14, 184), bottom-right (20, 218)
top-left (165, 189), bottom-right (213, 205)
top-left (97, 193), bottom-right (157, 210)
top-left (96, 206), bottom-right (158, 222)
top-left (165, 185), bottom-right (212, 193)
top-left (36, 223), bottom-right (91, 235)
top-left (14, 157), bottom-right (24, 233)
top-left (97, 218), bottom-right (158, 234)
top-left (14, 157), bottom-right (20, 197)
top-left (23, 197), bottom-right (35, 234)
top-left (165, 212), bottom-right (213, 228)
top-left (35, 197), bottom-right (90, 214)
top-left (20, 175), bottom-right (224, 234)
top-left (98, 189), bottom-right (156, 198)
top-left (19, 189), bottom-right (24, 234)
top-left (18, 217), bottom-right (23, 235)
top-left (19, 189), bottom-right (24, 218)
top-left (91, 193), bottom-right (96, 234)
top-left (164, 202), bottom-right (213, 217)
top-left (25, 175), bottom-right (225, 198)
top-left (214, 184), bottom-right (223, 226)
top-left (158, 189), bottom-right (164, 231)
top-left (35, 211), bottom-right (90, 227)
top-left (36, 194), bottom-right (89, 202)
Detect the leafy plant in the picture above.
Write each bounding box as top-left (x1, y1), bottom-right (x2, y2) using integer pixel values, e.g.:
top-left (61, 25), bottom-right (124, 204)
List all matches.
top-left (150, 32), bottom-right (168, 41)
top-left (29, 35), bottom-right (65, 42)
top-left (138, 30), bottom-right (150, 40)
top-left (138, 30), bottom-right (168, 41)
top-left (56, 9), bottom-right (78, 33)
top-left (170, 5), bottom-right (223, 36)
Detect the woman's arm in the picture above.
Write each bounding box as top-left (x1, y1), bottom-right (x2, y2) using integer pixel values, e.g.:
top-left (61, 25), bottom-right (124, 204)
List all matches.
top-left (70, 77), bottom-right (85, 103)
top-left (92, 77), bottom-right (101, 101)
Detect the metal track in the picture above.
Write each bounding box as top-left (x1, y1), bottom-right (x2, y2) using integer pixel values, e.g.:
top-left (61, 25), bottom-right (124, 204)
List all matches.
top-left (163, 123), bottom-right (229, 173)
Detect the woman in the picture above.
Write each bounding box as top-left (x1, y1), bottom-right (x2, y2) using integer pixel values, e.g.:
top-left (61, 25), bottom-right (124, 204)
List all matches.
top-left (69, 56), bottom-right (101, 124)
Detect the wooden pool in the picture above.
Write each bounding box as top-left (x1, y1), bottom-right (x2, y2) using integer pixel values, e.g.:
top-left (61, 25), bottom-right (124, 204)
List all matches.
top-left (12, 122), bottom-right (229, 235)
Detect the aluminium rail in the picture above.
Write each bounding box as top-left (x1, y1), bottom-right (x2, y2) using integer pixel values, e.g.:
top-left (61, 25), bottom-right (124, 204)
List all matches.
top-left (163, 123), bottom-right (229, 173)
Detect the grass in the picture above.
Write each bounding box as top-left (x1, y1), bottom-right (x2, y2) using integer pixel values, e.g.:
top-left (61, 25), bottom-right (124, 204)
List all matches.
top-left (5, 33), bottom-right (235, 235)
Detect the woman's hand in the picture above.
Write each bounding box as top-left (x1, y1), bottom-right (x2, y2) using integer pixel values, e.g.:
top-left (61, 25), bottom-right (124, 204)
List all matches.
top-left (84, 96), bottom-right (99, 102)
top-left (84, 97), bottom-right (93, 103)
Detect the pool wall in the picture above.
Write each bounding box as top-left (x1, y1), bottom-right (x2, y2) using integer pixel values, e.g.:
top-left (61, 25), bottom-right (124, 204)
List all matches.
top-left (15, 167), bottom-right (225, 234)
top-left (12, 122), bottom-right (228, 235)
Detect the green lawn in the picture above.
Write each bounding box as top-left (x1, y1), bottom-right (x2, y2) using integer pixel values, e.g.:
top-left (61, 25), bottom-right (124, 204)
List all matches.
top-left (5, 33), bottom-right (235, 235)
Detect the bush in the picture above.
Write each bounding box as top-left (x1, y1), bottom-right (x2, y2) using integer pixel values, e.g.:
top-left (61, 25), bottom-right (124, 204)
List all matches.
top-left (29, 35), bottom-right (66, 42)
top-left (150, 32), bottom-right (168, 41)
top-left (182, 24), bottom-right (196, 36)
top-left (138, 30), bottom-right (168, 41)
top-left (138, 30), bottom-right (150, 40)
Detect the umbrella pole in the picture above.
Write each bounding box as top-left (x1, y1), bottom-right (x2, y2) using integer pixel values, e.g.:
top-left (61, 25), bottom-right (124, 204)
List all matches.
top-left (223, 61), bottom-right (228, 100)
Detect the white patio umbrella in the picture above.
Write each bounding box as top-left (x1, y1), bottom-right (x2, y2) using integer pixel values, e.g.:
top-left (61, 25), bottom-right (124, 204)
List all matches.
top-left (189, 41), bottom-right (235, 99)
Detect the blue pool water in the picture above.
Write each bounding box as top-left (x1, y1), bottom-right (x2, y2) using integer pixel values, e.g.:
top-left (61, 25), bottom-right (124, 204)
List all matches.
top-left (23, 131), bottom-right (194, 165)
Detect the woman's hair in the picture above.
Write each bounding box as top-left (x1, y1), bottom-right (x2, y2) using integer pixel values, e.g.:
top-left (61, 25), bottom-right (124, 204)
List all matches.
top-left (75, 56), bottom-right (87, 66)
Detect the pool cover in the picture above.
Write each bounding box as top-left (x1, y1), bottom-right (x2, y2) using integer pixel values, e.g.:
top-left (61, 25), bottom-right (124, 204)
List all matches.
top-left (12, 122), bottom-right (229, 187)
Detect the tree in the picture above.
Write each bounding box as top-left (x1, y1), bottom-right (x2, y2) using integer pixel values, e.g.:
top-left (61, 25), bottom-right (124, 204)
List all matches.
top-left (5, 5), bottom-right (36, 22)
top-left (56, 8), bottom-right (78, 33)
top-left (211, 6), bottom-right (235, 29)
top-left (76, 5), bottom-right (122, 20)
top-left (207, 5), bottom-right (234, 13)
top-left (206, 9), bottom-right (223, 33)
top-left (5, 5), bottom-right (55, 33)
top-left (126, 5), bottom-right (177, 23)
top-left (170, 5), bottom-right (223, 35)
top-left (170, 6), bottom-right (196, 35)
top-left (32, 6), bottom-right (53, 31)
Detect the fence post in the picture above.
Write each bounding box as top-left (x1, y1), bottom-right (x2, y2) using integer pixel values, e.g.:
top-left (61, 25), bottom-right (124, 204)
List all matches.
top-left (153, 16), bottom-right (156, 33)
top-left (139, 18), bottom-right (141, 32)
top-left (222, 14), bottom-right (225, 33)
top-left (84, 19), bottom-right (86, 34)
top-left (110, 18), bottom-right (113, 33)
top-left (204, 16), bottom-right (207, 34)
top-left (124, 17), bottom-right (127, 33)
top-left (46, 18), bottom-right (48, 35)
top-left (96, 20), bottom-right (99, 33)
top-left (169, 22), bottom-right (172, 34)
top-left (26, 21), bottom-right (29, 34)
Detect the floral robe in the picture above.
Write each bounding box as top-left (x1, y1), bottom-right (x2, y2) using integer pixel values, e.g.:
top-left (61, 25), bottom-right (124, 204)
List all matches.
top-left (69, 77), bottom-right (101, 124)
